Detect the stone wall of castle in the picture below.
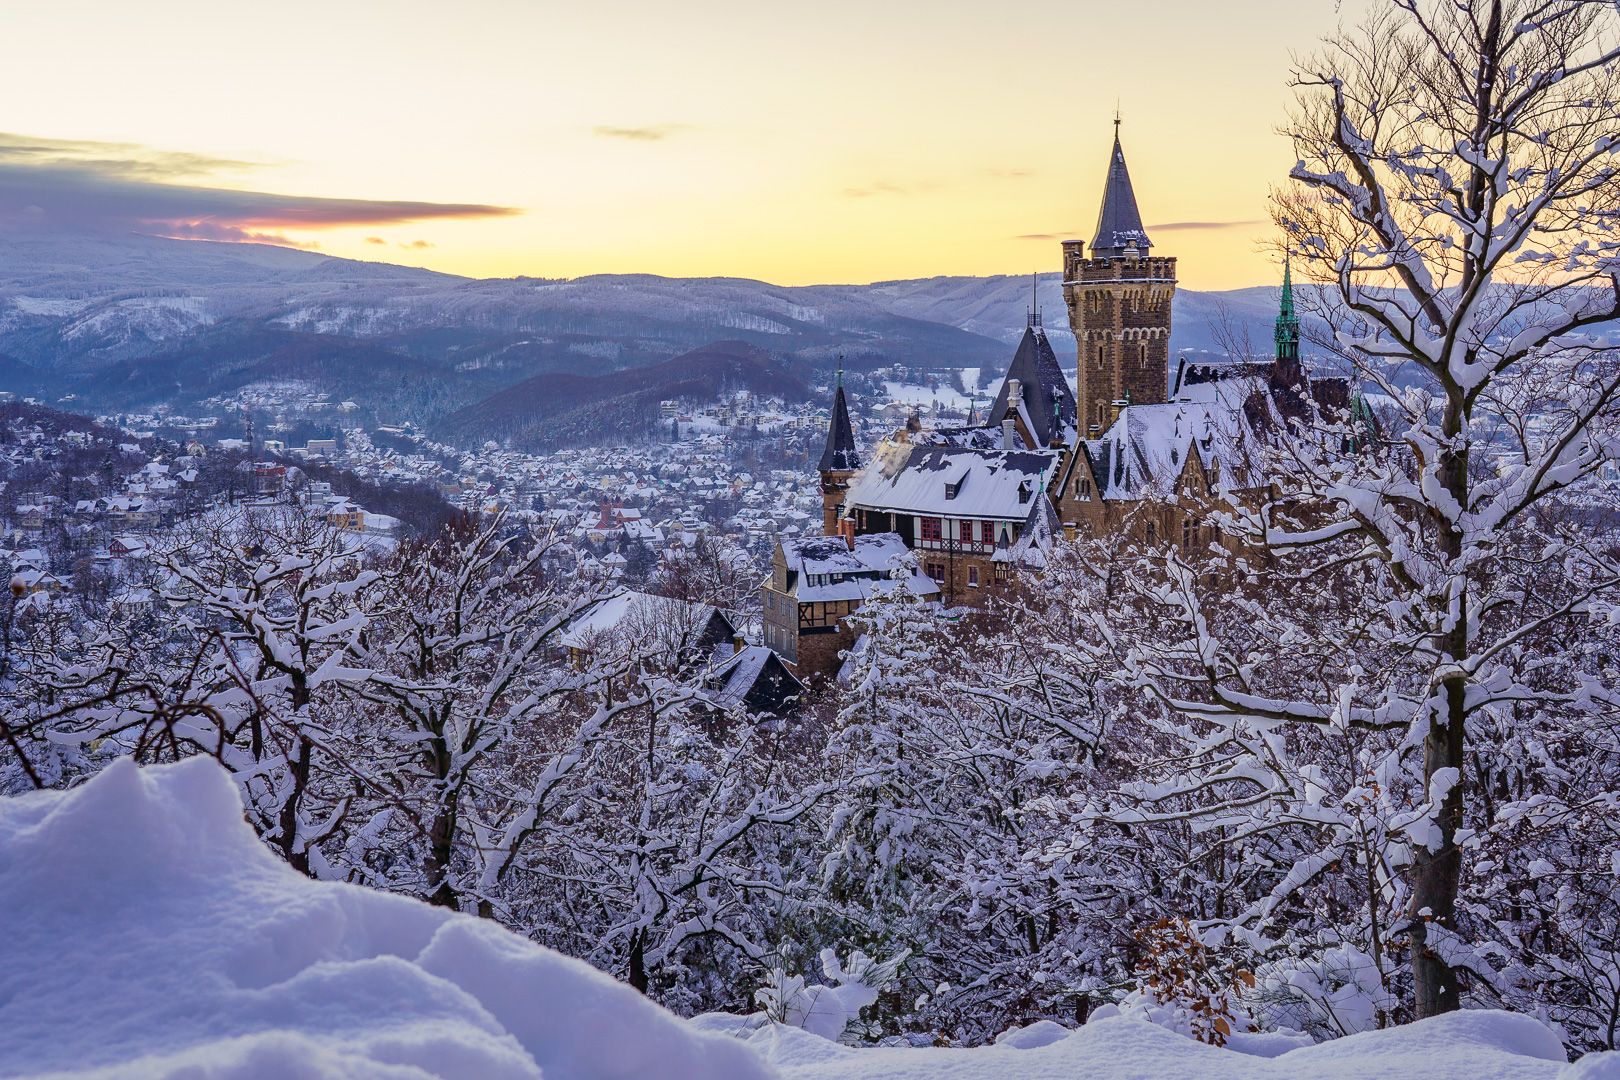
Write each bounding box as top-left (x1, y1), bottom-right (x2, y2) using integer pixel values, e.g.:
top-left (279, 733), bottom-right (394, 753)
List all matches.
top-left (1061, 245), bottom-right (1178, 438)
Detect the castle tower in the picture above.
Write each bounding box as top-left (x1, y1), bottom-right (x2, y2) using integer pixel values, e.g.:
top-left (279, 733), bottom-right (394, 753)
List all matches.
top-left (818, 365), bottom-right (862, 535)
top-left (1062, 120), bottom-right (1177, 437)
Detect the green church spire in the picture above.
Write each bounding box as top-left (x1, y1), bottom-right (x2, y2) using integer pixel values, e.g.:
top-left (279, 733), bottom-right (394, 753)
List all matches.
top-left (1274, 255), bottom-right (1299, 363)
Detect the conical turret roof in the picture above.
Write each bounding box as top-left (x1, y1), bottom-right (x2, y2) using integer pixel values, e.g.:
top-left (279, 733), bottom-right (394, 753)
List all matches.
top-left (1090, 127), bottom-right (1151, 259)
top-left (818, 382), bottom-right (861, 472)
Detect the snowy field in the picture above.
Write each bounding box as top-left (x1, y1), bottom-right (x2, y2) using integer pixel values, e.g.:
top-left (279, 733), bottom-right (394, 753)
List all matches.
top-left (883, 380), bottom-right (1003, 411)
top-left (1, 758), bottom-right (1614, 1080)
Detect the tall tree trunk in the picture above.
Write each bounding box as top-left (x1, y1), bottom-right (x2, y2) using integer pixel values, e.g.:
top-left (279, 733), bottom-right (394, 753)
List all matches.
top-left (425, 807), bottom-right (459, 908)
top-left (1409, 430), bottom-right (1470, 1016)
top-left (423, 734), bottom-right (458, 908)
top-left (280, 735), bottom-right (313, 877)
top-left (628, 928), bottom-right (649, 995)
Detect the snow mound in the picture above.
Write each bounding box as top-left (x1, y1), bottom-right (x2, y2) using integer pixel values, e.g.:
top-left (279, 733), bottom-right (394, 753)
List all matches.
top-left (736, 1014), bottom-right (1575, 1080)
top-left (0, 757), bottom-right (1608, 1080)
top-left (1561, 1052), bottom-right (1620, 1079)
top-left (993, 1021), bottom-right (1071, 1049)
top-left (0, 757), bottom-right (775, 1080)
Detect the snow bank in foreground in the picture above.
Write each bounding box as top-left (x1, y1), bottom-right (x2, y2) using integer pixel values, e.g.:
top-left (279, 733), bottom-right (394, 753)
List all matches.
top-left (703, 1011), bottom-right (1595, 1080)
top-left (1, 758), bottom-right (1614, 1080)
top-left (0, 758), bottom-right (772, 1080)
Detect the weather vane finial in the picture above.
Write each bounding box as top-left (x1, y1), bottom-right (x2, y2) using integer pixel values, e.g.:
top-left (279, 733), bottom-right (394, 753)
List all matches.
top-left (836, 354), bottom-right (843, 389)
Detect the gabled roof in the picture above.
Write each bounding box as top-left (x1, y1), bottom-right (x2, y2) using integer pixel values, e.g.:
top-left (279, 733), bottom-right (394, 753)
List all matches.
top-left (1009, 492), bottom-right (1063, 569)
top-left (1090, 128), bottom-right (1152, 259)
top-left (1082, 400), bottom-right (1222, 500)
top-left (818, 384), bottom-right (862, 473)
top-left (987, 327), bottom-right (1077, 446)
top-left (844, 441), bottom-right (1061, 520)
top-left (704, 644), bottom-right (802, 714)
top-left (779, 533), bottom-right (940, 601)
top-left (781, 532), bottom-right (910, 577)
top-left (559, 588), bottom-right (732, 650)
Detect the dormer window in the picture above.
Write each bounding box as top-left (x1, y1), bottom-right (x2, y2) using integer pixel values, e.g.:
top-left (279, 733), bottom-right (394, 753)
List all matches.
top-left (1018, 480), bottom-right (1032, 504)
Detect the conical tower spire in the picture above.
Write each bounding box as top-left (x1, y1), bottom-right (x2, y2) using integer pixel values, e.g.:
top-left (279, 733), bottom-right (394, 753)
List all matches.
top-left (1089, 119), bottom-right (1151, 259)
top-left (818, 378), bottom-right (860, 474)
top-left (818, 365), bottom-right (861, 535)
top-left (1272, 255), bottom-right (1304, 391)
top-left (1274, 255), bottom-right (1300, 362)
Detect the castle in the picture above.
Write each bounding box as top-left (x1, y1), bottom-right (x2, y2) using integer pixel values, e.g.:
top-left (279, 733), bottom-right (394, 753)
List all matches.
top-left (765, 123), bottom-right (1355, 680)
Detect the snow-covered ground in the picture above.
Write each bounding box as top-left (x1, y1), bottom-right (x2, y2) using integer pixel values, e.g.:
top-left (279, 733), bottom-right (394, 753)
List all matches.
top-left (883, 380), bottom-right (1002, 410)
top-left (1, 758), bottom-right (1614, 1080)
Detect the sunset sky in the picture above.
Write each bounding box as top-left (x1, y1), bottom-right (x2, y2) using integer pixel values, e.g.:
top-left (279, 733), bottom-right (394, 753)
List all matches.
top-left (1, 0), bottom-right (1364, 291)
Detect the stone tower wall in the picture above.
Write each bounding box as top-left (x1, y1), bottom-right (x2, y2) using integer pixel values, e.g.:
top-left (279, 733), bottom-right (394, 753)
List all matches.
top-left (1061, 243), bottom-right (1178, 437)
top-left (820, 469), bottom-right (855, 534)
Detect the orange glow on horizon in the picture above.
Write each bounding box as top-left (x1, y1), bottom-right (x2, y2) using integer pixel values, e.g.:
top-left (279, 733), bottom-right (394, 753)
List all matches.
top-left (2, 0), bottom-right (1365, 293)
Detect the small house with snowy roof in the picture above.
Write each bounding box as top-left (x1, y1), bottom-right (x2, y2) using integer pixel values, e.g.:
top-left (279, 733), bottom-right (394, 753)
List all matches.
top-left (762, 532), bottom-right (939, 679)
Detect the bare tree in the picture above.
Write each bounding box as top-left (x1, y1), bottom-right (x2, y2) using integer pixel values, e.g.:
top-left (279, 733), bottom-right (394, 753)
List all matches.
top-left (1262, 0), bottom-right (1620, 1015)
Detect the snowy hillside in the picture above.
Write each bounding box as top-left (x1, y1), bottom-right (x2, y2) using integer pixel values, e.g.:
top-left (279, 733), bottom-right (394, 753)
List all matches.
top-left (1, 757), bottom-right (1612, 1080)
top-left (0, 234), bottom-right (1287, 381)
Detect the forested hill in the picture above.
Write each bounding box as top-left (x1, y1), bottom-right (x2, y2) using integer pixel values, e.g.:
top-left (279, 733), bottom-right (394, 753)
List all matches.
top-left (430, 340), bottom-right (812, 453)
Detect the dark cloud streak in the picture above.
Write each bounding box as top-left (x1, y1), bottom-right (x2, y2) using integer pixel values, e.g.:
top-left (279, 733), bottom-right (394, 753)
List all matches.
top-left (0, 131), bottom-right (519, 244)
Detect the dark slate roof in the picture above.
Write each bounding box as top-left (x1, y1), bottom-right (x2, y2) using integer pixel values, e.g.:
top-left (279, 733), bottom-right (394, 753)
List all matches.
top-left (818, 384), bottom-right (862, 472)
top-left (1009, 492), bottom-right (1063, 569)
top-left (1090, 131), bottom-right (1152, 258)
top-left (916, 426), bottom-right (1007, 451)
top-left (705, 644), bottom-right (802, 715)
top-left (987, 327), bottom-right (1078, 446)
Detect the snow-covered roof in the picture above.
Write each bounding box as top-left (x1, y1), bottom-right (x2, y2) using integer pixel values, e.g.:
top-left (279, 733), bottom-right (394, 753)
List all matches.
top-left (1008, 493), bottom-right (1062, 569)
top-left (916, 425), bottom-right (1022, 451)
top-left (843, 441), bottom-right (1061, 521)
top-left (1082, 400), bottom-right (1223, 500)
top-left (779, 533), bottom-right (939, 601)
top-left (559, 589), bottom-right (729, 649)
top-left (704, 644), bottom-right (800, 711)
top-left (780, 533), bottom-right (910, 577)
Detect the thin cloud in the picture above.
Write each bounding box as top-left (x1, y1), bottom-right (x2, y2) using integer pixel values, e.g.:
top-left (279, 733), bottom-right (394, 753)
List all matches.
top-left (1017, 220), bottom-right (1262, 241)
top-left (363, 236), bottom-right (387, 245)
top-left (592, 124), bottom-right (689, 141)
top-left (843, 181), bottom-right (924, 199)
top-left (400, 239), bottom-right (435, 249)
top-left (0, 132), bottom-right (263, 182)
top-left (0, 131), bottom-right (520, 246)
top-left (1148, 220), bottom-right (1263, 231)
top-left (163, 222), bottom-right (320, 249)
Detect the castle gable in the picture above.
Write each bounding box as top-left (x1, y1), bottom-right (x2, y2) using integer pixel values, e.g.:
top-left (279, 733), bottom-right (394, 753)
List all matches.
top-left (987, 326), bottom-right (1077, 447)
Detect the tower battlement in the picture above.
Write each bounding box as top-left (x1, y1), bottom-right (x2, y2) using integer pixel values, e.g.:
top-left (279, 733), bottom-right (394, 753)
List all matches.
top-left (1061, 247), bottom-right (1178, 286)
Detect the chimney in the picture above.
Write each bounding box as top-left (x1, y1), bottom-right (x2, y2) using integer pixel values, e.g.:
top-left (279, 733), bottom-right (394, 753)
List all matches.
top-left (1007, 378), bottom-right (1022, 405)
top-left (840, 517), bottom-right (856, 549)
top-left (1002, 419), bottom-right (1017, 450)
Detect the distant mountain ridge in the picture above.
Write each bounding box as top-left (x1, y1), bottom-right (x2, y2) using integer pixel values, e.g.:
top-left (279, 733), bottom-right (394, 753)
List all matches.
top-left (0, 232), bottom-right (1296, 426)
